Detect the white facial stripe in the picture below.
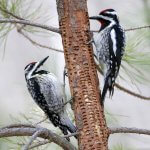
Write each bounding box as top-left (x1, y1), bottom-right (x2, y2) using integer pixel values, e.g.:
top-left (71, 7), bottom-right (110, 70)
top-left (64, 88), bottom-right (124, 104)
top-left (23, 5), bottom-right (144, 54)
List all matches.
top-left (105, 11), bottom-right (117, 15)
top-left (27, 62), bottom-right (39, 79)
top-left (99, 15), bottom-right (114, 22)
top-left (110, 29), bottom-right (117, 56)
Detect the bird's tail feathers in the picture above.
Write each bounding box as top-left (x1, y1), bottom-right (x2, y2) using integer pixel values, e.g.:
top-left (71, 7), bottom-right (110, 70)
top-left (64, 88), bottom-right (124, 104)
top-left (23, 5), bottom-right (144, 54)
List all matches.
top-left (101, 73), bottom-right (115, 104)
top-left (62, 117), bottom-right (77, 138)
top-left (60, 113), bottom-right (77, 139)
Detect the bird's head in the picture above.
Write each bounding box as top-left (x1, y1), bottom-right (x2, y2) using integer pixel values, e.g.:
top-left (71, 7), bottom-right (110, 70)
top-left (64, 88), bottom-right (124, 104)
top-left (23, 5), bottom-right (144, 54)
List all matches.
top-left (89, 9), bottom-right (119, 30)
top-left (24, 56), bottom-right (49, 79)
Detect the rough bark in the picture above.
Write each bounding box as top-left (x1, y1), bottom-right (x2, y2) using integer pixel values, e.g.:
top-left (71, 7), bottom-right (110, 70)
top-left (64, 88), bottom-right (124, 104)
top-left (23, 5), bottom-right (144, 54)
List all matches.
top-left (56, 0), bottom-right (109, 149)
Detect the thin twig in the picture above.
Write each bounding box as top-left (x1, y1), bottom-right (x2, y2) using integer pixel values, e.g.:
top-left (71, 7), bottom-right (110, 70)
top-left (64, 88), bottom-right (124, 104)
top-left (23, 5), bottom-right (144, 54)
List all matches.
top-left (0, 19), bottom-right (60, 33)
top-left (0, 19), bottom-right (150, 35)
top-left (0, 5), bottom-right (24, 20)
top-left (18, 30), bottom-right (63, 53)
top-left (23, 130), bottom-right (43, 150)
top-left (63, 132), bottom-right (79, 138)
top-left (29, 140), bottom-right (50, 149)
top-left (34, 116), bottom-right (48, 125)
top-left (91, 25), bottom-right (150, 33)
top-left (115, 83), bottom-right (150, 100)
top-left (1, 124), bottom-right (35, 129)
top-left (125, 25), bottom-right (150, 32)
top-left (110, 127), bottom-right (150, 135)
top-left (95, 63), bottom-right (150, 100)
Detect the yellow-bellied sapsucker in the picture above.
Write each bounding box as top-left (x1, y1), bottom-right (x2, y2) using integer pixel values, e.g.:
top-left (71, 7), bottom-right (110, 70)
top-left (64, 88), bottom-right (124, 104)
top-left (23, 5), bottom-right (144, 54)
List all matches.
top-left (89, 9), bottom-right (125, 104)
top-left (24, 56), bottom-right (77, 140)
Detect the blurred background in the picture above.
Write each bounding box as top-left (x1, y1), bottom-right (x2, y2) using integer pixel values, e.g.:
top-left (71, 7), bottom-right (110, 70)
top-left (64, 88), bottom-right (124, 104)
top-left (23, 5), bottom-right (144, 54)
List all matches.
top-left (0, 0), bottom-right (150, 149)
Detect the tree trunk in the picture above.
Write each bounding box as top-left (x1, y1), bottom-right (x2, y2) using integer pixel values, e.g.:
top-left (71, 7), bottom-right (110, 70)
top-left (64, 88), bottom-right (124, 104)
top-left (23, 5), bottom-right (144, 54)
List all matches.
top-left (56, 0), bottom-right (109, 149)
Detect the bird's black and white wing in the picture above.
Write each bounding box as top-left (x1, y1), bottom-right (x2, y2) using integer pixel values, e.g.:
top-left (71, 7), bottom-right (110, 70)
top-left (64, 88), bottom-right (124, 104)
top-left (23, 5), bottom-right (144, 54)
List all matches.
top-left (94, 28), bottom-right (112, 69)
top-left (101, 26), bottom-right (125, 100)
top-left (36, 73), bottom-right (77, 135)
top-left (36, 73), bottom-right (64, 113)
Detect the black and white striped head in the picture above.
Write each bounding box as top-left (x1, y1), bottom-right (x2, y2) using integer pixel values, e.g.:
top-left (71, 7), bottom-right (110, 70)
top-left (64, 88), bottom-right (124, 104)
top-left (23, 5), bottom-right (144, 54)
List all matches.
top-left (24, 56), bottom-right (49, 80)
top-left (89, 9), bottom-right (119, 30)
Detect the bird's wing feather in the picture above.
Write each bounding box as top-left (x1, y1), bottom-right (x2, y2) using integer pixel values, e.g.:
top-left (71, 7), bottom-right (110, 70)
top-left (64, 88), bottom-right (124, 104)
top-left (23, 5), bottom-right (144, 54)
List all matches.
top-left (36, 73), bottom-right (64, 112)
top-left (101, 28), bottom-right (117, 101)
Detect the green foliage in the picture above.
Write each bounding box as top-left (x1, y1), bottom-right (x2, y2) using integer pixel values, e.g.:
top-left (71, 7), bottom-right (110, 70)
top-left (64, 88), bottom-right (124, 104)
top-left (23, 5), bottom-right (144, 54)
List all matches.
top-left (119, 0), bottom-right (150, 86)
top-left (0, 0), bottom-right (52, 60)
top-left (120, 32), bottom-right (150, 85)
top-left (0, 0), bottom-right (50, 38)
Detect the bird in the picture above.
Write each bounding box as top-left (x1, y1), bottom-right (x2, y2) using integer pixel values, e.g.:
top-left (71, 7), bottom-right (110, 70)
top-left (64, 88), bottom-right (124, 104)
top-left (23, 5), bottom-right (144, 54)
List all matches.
top-left (89, 9), bottom-right (125, 105)
top-left (24, 56), bottom-right (77, 140)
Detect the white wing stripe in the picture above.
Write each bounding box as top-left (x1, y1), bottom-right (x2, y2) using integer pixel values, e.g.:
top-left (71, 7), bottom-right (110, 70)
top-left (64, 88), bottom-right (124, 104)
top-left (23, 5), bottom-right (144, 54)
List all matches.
top-left (110, 29), bottom-right (117, 56)
top-left (27, 62), bottom-right (39, 79)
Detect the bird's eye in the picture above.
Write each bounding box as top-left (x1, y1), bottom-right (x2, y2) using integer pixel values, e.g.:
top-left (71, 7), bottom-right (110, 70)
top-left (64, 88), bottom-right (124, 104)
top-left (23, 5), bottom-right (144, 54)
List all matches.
top-left (24, 63), bottom-right (35, 70)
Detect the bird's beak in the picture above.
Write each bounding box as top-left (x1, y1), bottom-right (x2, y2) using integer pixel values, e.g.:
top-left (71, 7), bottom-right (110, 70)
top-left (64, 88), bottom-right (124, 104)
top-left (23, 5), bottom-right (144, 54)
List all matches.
top-left (89, 16), bottom-right (101, 20)
top-left (35, 56), bottom-right (49, 71)
top-left (38, 56), bottom-right (49, 67)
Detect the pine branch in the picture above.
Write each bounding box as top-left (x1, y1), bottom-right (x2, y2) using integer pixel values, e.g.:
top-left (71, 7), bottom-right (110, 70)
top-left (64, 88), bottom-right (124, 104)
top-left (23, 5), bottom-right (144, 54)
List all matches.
top-left (91, 25), bottom-right (150, 33)
top-left (28, 132), bottom-right (79, 150)
top-left (0, 4), bottom-right (24, 20)
top-left (110, 127), bottom-right (150, 135)
top-left (125, 25), bottom-right (150, 31)
top-left (0, 5), bottom-right (148, 34)
top-left (0, 7), bottom-right (63, 52)
top-left (95, 63), bottom-right (150, 100)
top-left (18, 29), bottom-right (63, 53)
top-left (1, 124), bottom-right (35, 129)
top-left (23, 130), bottom-right (43, 150)
top-left (115, 83), bottom-right (150, 100)
top-left (0, 19), bottom-right (150, 35)
top-left (0, 125), bottom-right (76, 150)
top-left (29, 140), bottom-right (50, 149)
top-left (0, 19), bottom-right (60, 33)
top-left (2, 124), bottom-right (150, 149)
